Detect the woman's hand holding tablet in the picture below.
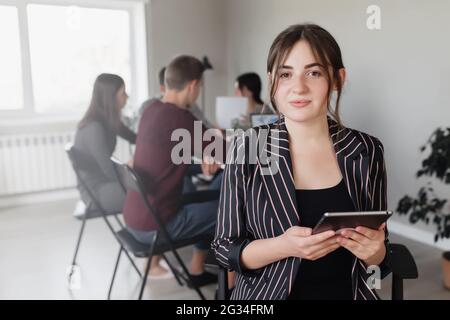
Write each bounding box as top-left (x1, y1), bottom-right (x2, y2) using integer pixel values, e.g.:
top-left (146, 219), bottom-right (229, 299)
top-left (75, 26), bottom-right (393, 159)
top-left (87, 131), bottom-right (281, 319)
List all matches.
top-left (311, 211), bottom-right (393, 266)
top-left (312, 211), bottom-right (393, 235)
top-left (278, 226), bottom-right (340, 261)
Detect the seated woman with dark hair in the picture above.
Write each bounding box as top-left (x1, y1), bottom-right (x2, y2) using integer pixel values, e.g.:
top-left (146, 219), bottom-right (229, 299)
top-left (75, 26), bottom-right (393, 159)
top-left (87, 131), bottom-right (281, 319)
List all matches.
top-left (233, 72), bottom-right (274, 129)
top-left (75, 73), bottom-right (135, 214)
top-left (74, 73), bottom-right (170, 278)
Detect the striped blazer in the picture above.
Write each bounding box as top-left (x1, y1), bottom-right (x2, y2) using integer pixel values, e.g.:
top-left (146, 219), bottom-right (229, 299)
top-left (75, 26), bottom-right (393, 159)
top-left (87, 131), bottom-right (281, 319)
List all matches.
top-left (212, 116), bottom-right (391, 300)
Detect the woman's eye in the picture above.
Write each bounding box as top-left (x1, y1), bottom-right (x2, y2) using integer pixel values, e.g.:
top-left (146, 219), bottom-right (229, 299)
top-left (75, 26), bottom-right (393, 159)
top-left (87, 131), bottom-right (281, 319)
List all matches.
top-left (279, 72), bottom-right (290, 79)
top-left (306, 70), bottom-right (322, 78)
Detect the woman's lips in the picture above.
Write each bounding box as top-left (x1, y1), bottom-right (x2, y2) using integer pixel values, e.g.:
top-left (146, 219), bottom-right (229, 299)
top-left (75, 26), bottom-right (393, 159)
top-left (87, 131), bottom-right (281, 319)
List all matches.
top-left (289, 99), bottom-right (311, 108)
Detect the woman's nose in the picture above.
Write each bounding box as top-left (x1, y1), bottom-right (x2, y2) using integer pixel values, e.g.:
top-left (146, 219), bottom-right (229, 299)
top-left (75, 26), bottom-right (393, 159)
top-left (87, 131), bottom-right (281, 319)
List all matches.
top-left (292, 75), bottom-right (308, 94)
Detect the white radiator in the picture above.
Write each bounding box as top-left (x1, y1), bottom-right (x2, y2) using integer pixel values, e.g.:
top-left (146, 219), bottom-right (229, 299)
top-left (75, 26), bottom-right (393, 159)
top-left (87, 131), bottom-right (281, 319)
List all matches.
top-left (0, 131), bottom-right (131, 196)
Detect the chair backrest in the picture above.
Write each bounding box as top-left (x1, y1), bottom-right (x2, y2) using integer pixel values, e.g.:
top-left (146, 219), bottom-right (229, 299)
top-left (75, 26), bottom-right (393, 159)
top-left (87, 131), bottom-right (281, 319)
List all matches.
top-left (109, 157), bottom-right (168, 235)
top-left (65, 143), bottom-right (82, 172)
top-left (390, 243), bottom-right (419, 300)
top-left (65, 143), bottom-right (107, 215)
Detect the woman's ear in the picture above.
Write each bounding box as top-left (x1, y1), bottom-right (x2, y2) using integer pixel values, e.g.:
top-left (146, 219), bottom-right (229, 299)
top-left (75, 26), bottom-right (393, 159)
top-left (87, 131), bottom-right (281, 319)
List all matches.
top-left (334, 68), bottom-right (346, 90)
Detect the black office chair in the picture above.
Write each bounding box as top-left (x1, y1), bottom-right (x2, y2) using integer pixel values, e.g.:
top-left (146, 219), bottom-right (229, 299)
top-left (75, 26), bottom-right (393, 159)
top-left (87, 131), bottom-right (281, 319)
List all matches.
top-left (65, 144), bottom-right (142, 288)
top-left (215, 243), bottom-right (419, 300)
top-left (390, 243), bottom-right (419, 300)
top-left (108, 156), bottom-right (220, 300)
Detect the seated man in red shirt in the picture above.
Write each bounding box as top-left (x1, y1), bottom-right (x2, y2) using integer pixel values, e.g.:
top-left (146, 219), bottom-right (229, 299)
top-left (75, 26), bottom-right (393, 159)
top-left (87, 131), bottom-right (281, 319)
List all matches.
top-left (123, 55), bottom-right (223, 287)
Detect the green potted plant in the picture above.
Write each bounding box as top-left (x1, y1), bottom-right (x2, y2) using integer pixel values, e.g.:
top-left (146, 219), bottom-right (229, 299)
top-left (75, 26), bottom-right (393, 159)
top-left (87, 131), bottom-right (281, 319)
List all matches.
top-left (397, 127), bottom-right (450, 289)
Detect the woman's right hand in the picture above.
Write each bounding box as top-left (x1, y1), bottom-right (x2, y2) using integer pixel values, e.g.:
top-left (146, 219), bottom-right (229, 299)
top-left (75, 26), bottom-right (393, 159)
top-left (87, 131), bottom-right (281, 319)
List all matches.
top-left (278, 226), bottom-right (340, 261)
top-left (127, 158), bottom-right (134, 168)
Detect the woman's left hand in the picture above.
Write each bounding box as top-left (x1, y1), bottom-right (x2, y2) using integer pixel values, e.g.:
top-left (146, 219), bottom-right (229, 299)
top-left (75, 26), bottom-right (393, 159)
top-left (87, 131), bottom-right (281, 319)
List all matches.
top-left (337, 223), bottom-right (386, 267)
top-left (127, 158), bottom-right (134, 168)
top-left (201, 155), bottom-right (221, 177)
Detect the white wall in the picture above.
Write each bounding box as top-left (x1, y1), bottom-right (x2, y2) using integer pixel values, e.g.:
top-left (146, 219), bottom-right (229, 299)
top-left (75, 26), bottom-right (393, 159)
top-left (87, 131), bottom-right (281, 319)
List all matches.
top-left (3, 0), bottom-right (449, 245)
top-left (146, 0), bottom-right (228, 122)
top-left (225, 0), bottom-right (450, 241)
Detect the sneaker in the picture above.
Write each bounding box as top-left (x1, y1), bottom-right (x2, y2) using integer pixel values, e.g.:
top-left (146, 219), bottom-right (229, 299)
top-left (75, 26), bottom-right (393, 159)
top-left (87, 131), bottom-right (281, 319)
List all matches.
top-left (147, 259), bottom-right (184, 280)
top-left (147, 263), bottom-right (174, 280)
top-left (72, 200), bottom-right (86, 219)
top-left (159, 259), bottom-right (183, 274)
top-left (148, 270), bottom-right (175, 280)
top-left (187, 271), bottom-right (217, 288)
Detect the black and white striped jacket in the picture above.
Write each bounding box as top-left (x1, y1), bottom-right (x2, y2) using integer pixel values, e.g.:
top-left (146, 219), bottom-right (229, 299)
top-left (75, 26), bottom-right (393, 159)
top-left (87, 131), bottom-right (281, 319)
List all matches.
top-left (212, 116), bottom-right (391, 300)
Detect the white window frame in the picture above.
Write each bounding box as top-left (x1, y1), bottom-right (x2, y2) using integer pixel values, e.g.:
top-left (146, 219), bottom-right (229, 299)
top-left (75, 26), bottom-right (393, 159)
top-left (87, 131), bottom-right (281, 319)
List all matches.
top-left (0, 0), bottom-right (149, 121)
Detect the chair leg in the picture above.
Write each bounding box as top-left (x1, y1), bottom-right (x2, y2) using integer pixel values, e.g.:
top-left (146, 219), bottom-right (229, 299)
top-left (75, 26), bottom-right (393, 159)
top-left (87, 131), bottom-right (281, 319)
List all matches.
top-left (123, 250), bottom-right (142, 278)
top-left (217, 268), bottom-right (228, 300)
top-left (71, 211), bottom-right (88, 266)
top-left (137, 232), bottom-right (159, 300)
top-left (392, 275), bottom-right (404, 300)
top-left (102, 214), bottom-right (141, 277)
top-left (113, 213), bottom-right (125, 229)
top-left (171, 249), bottom-right (206, 300)
top-left (138, 248), bottom-right (153, 300)
top-left (108, 247), bottom-right (123, 300)
top-left (67, 213), bottom-right (88, 289)
top-left (162, 254), bottom-right (183, 286)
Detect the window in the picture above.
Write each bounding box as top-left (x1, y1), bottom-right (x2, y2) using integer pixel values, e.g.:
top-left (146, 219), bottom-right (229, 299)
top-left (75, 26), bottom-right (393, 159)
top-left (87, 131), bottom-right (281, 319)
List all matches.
top-left (0, 6), bottom-right (24, 110)
top-left (0, 0), bottom-right (148, 117)
top-left (28, 5), bottom-right (131, 113)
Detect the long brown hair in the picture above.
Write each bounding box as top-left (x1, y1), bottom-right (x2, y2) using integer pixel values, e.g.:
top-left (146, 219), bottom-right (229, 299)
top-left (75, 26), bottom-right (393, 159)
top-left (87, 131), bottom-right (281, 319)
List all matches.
top-left (267, 24), bottom-right (345, 127)
top-left (78, 73), bottom-right (124, 131)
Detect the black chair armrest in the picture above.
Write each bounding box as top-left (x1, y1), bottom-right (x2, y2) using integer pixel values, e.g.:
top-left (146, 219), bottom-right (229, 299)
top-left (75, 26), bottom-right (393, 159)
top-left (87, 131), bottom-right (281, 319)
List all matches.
top-left (179, 190), bottom-right (220, 206)
top-left (217, 267), bottom-right (229, 300)
top-left (390, 243), bottom-right (419, 280)
top-left (203, 251), bottom-right (230, 300)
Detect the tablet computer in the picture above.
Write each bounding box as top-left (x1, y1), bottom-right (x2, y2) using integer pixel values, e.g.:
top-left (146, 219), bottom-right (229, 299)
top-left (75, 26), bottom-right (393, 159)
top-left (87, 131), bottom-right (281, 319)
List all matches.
top-left (312, 210), bottom-right (393, 235)
top-left (250, 113), bottom-right (279, 127)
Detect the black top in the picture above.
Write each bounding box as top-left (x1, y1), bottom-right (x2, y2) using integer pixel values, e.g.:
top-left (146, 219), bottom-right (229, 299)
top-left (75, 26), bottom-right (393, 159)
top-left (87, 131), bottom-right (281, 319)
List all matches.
top-left (287, 179), bottom-right (355, 300)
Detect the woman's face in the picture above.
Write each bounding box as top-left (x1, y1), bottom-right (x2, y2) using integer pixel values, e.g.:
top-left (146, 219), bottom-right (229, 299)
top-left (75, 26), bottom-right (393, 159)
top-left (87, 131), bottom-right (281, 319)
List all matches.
top-left (116, 85), bottom-right (128, 110)
top-left (272, 40), bottom-right (330, 123)
top-left (234, 82), bottom-right (243, 96)
top-left (234, 82), bottom-right (251, 98)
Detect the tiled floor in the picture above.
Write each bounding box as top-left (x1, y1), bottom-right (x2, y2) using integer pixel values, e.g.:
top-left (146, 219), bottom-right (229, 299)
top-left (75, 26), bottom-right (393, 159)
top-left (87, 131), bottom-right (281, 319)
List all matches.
top-left (0, 199), bottom-right (449, 300)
